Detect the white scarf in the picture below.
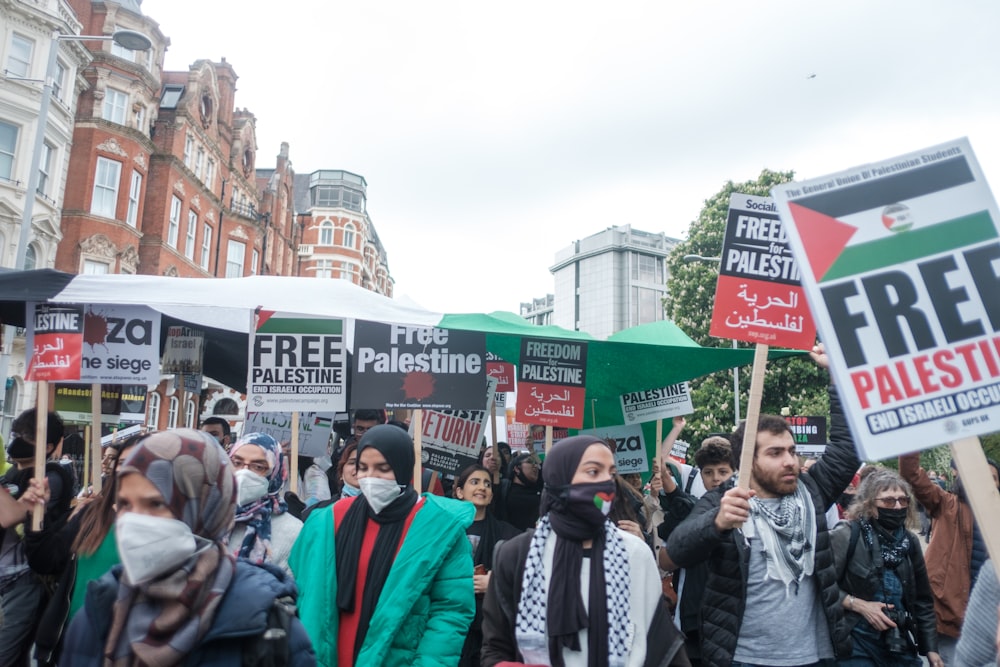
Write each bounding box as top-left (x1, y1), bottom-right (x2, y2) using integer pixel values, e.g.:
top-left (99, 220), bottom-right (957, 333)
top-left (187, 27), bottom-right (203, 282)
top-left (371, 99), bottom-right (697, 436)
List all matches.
top-left (515, 516), bottom-right (631, 666)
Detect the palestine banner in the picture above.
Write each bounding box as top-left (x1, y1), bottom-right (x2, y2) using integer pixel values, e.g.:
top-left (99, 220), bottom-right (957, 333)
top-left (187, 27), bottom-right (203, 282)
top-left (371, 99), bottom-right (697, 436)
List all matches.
top-left (26, 303), bottom-right (84, 381)
top-left (517, 338), bottom-right (587, 428)
top-left (486, 352), bottom-right (516, 392)
top-left (709, 194), bottom-right (816, 349)
top-left (772, 138), bottom-right (1000, 459)
top-left (247, 312), bottom-right (347, 412)
top-left (578, 424), bottom-right (648, 474)
top-left (352, 321), bottom-right (487, 410)
top-left (620, 381), bottom-right (694, 424)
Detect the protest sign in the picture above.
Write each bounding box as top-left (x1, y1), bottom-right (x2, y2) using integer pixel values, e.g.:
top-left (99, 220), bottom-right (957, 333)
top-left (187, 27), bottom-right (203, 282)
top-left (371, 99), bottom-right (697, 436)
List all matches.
top-left (786, 415), bottom-right (828, 458)
top-left (162, 326), bottom-right (205, 374)
top-left (669, 439), bottom-right (690, 464)
top-left (247, 313), bottom-right (347, 412)
top-left (352, 321), bottom-right (487, 410)
top-left (578, 424), bottom-right (648, 474)
top-left (244, 411), bottom-right (334, 457)
top-left (516, 338), bottom-right (587, 428)
top-left (414, 377), bottom-right (498, 475)
top-left (119, 384), bottom-right (147, 424)
top-left (53, 384), bottom-right (122, 424)
top-left (620, 382), bottom-right (694, 424)
top-left (772, 138), bottom-right (1000, 459)
top-left (709, 194), bottom-right (816, 350)
top-left (77, 305), bottom-right (161, 385)
top-left (26, 303), bottom-right (84, 381)
top-left (486, 352), bottom-right (516, 392)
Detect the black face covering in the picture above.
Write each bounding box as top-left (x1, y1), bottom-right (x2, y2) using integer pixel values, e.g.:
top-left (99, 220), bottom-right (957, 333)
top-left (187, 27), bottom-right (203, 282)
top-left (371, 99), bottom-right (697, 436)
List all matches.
top-left (876, 507), bottom-right (907, 531)
top-left (7, 436), bottom-right (35, 460)
top-left (837, 492), bottom-right (854, 508)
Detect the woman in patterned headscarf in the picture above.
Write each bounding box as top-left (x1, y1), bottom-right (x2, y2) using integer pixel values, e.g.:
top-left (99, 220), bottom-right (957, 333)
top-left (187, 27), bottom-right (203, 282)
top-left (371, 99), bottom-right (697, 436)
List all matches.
top-left (59, 428), bottom-right (315, 666)
top-left (227, 432), bottom-right (302, 574)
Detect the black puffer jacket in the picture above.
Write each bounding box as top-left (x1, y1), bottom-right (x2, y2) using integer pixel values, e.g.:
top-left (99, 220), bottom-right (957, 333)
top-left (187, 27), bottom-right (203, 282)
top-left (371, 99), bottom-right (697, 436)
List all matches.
top-left (830, 521), bottom-right (939, 656)
top-left (665, 386), bottom-right (859, 666)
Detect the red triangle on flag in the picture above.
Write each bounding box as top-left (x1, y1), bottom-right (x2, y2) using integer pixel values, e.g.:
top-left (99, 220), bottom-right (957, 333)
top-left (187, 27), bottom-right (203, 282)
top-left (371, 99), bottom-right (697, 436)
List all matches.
top-left (255, 309), bottom-right (276, 330)
top-left (788, 203), bottom-right (858, 281)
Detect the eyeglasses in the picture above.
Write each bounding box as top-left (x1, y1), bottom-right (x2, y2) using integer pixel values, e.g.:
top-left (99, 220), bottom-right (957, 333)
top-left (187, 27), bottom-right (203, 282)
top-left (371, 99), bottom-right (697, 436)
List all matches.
top-left (231, 457), bottom-right (269, 476)
top-left (876, 496), bottom-right (909, 508)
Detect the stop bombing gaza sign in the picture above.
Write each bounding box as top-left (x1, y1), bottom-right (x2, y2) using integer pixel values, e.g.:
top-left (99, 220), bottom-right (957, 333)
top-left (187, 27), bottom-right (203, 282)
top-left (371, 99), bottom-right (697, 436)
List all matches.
top-left (771, 138), bottom-right (1000, 460)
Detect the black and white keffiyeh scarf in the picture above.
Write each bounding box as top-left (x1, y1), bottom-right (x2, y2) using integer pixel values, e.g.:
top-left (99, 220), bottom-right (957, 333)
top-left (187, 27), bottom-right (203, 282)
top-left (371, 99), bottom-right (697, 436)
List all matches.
top-left (748, 481), bottom-right (817, 594)
top-left (515, 515), bottom-right (631, 667)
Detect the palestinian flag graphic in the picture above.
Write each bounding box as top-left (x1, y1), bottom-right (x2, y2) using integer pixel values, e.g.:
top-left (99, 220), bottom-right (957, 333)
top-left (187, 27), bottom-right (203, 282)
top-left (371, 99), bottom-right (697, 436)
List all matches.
top-left (784, 153), bottom-right (995, 283)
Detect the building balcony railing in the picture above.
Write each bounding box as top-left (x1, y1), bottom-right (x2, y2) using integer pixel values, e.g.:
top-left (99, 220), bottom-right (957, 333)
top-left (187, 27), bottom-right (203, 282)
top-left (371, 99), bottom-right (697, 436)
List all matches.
top-left (229, 200), bottom-right (257, 220)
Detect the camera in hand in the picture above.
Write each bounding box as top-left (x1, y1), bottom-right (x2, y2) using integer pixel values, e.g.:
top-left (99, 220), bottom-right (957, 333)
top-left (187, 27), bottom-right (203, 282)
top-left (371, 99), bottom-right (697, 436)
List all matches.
top-left (882, 608), bottom-right (915, 655)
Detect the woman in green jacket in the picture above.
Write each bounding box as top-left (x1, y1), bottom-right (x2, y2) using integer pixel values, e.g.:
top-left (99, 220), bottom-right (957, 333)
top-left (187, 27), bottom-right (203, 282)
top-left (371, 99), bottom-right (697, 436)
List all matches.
top-left (289, 424), bottom-right (476, 667)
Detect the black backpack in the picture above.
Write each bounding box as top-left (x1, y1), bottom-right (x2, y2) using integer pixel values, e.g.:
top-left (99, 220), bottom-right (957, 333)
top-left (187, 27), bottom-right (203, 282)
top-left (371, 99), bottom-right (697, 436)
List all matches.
top-left (242, 595), bottom-right (297, 667)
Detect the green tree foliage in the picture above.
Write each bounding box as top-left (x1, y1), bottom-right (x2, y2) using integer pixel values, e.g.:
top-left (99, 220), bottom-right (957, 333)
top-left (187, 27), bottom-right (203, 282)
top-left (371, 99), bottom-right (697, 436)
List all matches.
top-left (665, 169), bottom-right (831, 457)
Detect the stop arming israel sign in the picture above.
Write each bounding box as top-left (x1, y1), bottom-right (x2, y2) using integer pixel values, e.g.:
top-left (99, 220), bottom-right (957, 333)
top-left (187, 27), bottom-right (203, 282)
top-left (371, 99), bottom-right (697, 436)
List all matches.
top-left (772, 138), bottom-right (1000, 460)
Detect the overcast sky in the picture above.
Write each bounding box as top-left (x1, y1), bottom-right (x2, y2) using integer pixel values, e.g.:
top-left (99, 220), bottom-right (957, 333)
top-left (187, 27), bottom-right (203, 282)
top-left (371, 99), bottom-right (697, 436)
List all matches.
top-left (142, 0), bottom-right (1000, 317)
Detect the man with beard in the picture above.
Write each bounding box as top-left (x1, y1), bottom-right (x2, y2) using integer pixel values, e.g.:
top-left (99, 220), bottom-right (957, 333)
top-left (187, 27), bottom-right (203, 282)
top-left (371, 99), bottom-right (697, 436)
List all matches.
top-left (899, 451), bottom-right (1000, 665)
top-left (666, 345), bottom-right (860, 666)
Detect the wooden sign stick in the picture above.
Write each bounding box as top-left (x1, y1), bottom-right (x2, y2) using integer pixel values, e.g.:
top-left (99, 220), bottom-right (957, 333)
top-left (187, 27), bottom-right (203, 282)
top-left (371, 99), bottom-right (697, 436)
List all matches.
top-left (413, 409), bottom-right (424, 494)
top-left (545, 424), bottom-right (553, 453)
top-left (737, 344), bottom-right (769, 490)
top-left (949, 437), bottom-right (1000, 583)
top-left (32, 381), bottom-right (49, 530)
top-left (489, 397), bottom-right (498, 446)
top-left (82, 424), bottom-right (91, 496)
top-left (91, 383), bottom-right (102, 494)
top-left (289, 412), bottom-right (300, 495)
top-left (655, 418), bottom-right (663, 477)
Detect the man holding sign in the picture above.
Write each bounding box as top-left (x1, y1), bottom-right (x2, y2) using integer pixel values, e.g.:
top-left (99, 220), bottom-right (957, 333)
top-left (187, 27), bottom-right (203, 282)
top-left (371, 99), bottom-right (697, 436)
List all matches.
top-left (666, 346), bottom-right (860, 666)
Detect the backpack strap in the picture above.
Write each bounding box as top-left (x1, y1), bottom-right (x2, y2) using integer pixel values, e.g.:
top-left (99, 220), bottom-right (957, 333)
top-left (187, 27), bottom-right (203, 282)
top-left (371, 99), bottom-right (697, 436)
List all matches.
top-left (684, 467), bottom-right (699, 494)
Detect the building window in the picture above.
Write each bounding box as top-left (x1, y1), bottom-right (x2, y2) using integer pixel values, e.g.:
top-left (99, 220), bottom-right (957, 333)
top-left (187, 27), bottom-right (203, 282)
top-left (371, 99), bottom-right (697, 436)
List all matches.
top-left (319, 222), bottom-right (333, 245)
top-left (103, 88), bottom-right (129, 125)
top-left (167, 196), bottom-right (181, 248)
top-left (340, 263), bottom-right (355, 281)
top-left (147, 392), bottom-right (160, 429)
top-left (52, 61), bottom-right (67, 102)
top-left (226, 240), bottom-right (245, 278)
top-left (185, 398), bottom-right (197, 428)
top-left (91, 157), bottom-right (122, 218)
top-left (315, 259), bottom-right (333, 279)
top-left (37, 143), bottom-right (52, 195)
top-left (185, 211), bottom-right (197, 260)
top-left (343, 223), bottom-right (356, 249)
top-left (631, 286), bottom-right (663, 327)
top-left (126, 171), bottom-right (142, 227)
top-left (205, 159), bottom-right (215, 190)
top-left (633, 254), bottom-right (664, 284)
top-left (167, 396), bottom-right (178, 428)
top-left (6, 34), bottom-right (33, 78)
top-left (24, 244), bottom-right (37, 270)
top-left (201, 224), bottom-right (212, 270)
top-left (83, 259), bottom-right (110, 274)
top-left (135, 105), bottom-right (145, 134)
top-left (160, 84), bottom-right (184, 109)
top-left (183, 136), bottom-right (193, 168)
top-left (111, 29), bottom-right (138, 62)
top-left (0, 121), bottom-right (17, 181)
top-left (251, 249), bottom-right (259, 275)
top-left (194, 147), bottom-right (204, 179)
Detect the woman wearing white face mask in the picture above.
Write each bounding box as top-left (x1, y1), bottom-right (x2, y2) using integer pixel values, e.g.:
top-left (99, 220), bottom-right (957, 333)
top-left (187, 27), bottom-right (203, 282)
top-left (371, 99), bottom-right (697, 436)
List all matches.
top-left (59, 428), bottom-right (316, 666)
top-left (227, 432), bottom-right (302, 575)
top-left (290, 424), bottom-right (476, 667)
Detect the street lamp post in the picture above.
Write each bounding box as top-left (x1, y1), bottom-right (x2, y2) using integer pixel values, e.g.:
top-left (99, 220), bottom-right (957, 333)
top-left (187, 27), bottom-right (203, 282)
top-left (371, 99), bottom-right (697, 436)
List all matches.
top-left (14, 28), bottom-right (151, 269)
top-left (683, 254), bottom-right (742, 427)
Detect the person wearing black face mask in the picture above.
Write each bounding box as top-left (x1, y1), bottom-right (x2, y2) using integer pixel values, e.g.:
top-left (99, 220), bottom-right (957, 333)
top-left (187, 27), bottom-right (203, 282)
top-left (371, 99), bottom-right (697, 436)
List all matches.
top-left (831, 469), bottom-right (942, 667)
top-left (480, 435), bottom-right (689, 667)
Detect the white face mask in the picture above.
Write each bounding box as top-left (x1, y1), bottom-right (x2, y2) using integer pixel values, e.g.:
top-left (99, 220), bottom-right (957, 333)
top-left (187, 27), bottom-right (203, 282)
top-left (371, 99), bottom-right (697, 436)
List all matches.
top-left (234, 468), bottom-right (270, 506)
top-left (116, 512), bottom-right (198, 585)
top-left (359, 477), bottom-right (403, 514)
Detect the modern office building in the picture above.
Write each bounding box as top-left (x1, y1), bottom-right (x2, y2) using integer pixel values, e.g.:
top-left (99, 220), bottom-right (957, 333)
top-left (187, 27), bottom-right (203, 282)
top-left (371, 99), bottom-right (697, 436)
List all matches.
top-left (549, 224), bottom-right (679, 338)
top-left (520, 294), bottom-right (554, 326)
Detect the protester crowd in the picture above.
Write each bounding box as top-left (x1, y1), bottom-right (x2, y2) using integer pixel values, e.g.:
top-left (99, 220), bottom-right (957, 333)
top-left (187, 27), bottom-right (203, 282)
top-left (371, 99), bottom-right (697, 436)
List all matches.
top-left (1, 344), bottom-right (999, 666)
